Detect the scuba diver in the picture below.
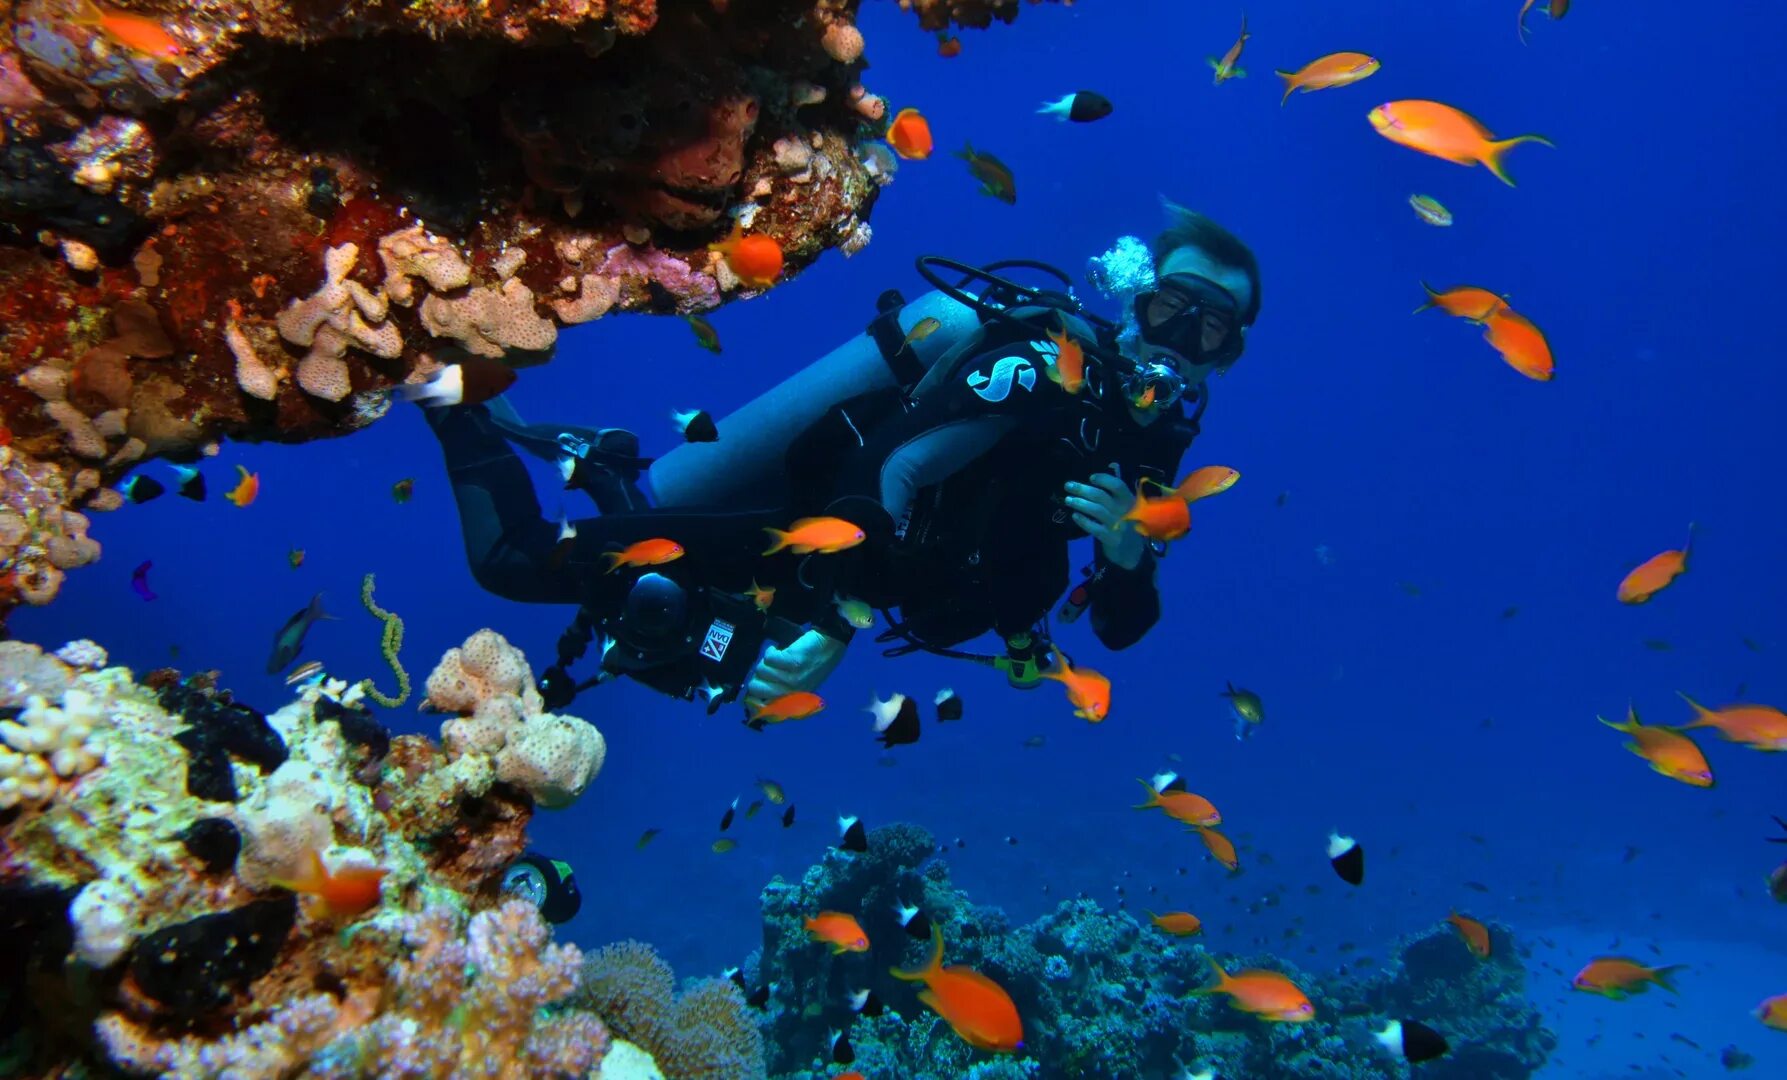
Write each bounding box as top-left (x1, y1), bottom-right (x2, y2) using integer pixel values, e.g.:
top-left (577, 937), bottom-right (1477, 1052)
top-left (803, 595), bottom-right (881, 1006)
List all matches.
top-left (420, 202), bottom-right (1261, 716)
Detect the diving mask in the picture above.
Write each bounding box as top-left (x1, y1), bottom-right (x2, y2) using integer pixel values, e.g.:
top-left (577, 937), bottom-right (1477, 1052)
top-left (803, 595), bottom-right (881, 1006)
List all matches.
top-left (1133, 273), bottom-right (1246, 372)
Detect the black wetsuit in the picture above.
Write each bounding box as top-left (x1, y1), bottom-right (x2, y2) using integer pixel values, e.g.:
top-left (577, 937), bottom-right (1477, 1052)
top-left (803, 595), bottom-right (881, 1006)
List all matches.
top-left (428, 319), bottom-right (1197, 665)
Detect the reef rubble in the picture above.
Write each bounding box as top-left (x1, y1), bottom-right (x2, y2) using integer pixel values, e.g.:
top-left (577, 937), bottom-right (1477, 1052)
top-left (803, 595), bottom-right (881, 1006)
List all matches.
top-left (0, 0), bottom-right (1075, 616)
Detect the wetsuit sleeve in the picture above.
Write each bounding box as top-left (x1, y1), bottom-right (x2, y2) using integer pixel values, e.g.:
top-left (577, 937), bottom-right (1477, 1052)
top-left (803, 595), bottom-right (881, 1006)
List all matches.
top-left (1083, 421), bottom-right (1192, 650)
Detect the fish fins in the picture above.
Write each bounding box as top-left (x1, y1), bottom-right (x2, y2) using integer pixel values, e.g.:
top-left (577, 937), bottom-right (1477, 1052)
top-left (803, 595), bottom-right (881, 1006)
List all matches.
top-left (891, 922), bottom-right (944, 982)
top-left (1482, 134), bottom-right (1555, 187)
top-left (1652, 964), bottom-right (1686, 993)
top-left (1275, 72), bottom-right (1297, 106)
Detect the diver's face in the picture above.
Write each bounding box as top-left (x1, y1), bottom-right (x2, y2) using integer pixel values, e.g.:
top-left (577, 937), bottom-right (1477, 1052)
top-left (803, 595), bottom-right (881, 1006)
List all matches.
top-left (1143, 246), bottom-right (1253, 381)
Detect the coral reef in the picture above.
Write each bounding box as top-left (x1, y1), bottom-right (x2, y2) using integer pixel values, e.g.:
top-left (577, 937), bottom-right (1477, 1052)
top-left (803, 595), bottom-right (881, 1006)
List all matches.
top-left (0, 630), bottom-right (627, 1078)
top-left (752, 824), bottom-right (1557, 1079)
top-left (0, 0), bottom-right (1029, 618)
top-left (571, 939), bottom-right (769, 1079)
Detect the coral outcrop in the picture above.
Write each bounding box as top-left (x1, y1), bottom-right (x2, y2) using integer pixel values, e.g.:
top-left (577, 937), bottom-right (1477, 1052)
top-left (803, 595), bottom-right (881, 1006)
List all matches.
top-left (750, 824), bottom-right (1557, 1079)
top-left (0, 630), bottom-right (626, 1078)
top-left (0, 0), bottom-right (1022, 618)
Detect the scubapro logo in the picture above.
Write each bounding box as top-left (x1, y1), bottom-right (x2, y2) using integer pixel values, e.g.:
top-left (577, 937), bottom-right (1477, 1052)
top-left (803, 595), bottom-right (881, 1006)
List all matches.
top-left (967, 352), bottom-right (1039, 402)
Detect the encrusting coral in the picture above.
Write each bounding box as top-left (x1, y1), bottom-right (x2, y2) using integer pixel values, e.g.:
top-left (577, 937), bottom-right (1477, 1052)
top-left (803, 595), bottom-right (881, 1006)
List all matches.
top-left (0, 629), bottom-right (636, 1078)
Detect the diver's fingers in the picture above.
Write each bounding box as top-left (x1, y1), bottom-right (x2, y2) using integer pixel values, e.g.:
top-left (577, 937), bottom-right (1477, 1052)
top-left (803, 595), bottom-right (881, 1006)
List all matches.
top-left (1071, 512), bottom-right (1115, 538)
top-left (1064, 496), bottom-right (1119, 527)
top-left (1085, 472), bottom-right (1133, 500)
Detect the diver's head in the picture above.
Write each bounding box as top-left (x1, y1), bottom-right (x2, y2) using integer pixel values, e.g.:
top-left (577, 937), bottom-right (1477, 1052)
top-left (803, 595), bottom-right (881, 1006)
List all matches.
top-left (1132, 202), bottom-right (1261, 391)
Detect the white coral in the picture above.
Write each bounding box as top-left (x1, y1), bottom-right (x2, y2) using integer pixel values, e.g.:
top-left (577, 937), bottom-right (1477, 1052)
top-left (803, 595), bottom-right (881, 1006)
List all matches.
top-left (0, 686), bottom-right (109, 807)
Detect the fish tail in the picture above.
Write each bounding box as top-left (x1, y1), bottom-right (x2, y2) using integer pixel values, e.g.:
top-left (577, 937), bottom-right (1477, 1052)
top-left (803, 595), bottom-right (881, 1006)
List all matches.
top-left (1682, 521), bottom-right (1697, 565)
top-left (309, 592), bottom-right (339, 622)
top-left (1275, 72), bottom-right (1297, 106)
top-left (1596, 713), bottom-right (1635, 734)
top-left (601, 551), bottom-right (624, 573)
top-left (891, 923), bottom-right (944, 982)
top-left (1037, 95), bottom-right (1070, 119)
top-left (1674, 690), bottom-right (1714, 721)
top-left (1652, 964), bottom-right (1686, 992)
top-left (1412, 282), bottom-right (1440, 315)
top-left (1482, 135), bottom-right (1553, 187)
top-left (1132, 778), bottom-right (1162, 809)
top-left (761, 528), bottom-right (789, 556)
top-left (1231, 66), bottom-right (1246, 79)
top-left (1192, 955), bottom-right (1230, 996)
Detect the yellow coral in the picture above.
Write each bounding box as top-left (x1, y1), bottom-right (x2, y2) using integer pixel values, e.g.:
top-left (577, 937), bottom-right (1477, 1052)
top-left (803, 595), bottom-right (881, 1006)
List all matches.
top-left (359, 572), bottom-right (410, 707)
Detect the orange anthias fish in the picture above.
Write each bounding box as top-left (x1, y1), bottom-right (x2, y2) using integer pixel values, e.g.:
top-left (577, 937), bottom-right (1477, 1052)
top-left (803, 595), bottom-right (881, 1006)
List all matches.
top-left (763, 516), bottom-right (866, 555)
top-left (70, 1), bottom-right (183, 61)
top-left (1194, 957), bottom-right (1315, 1022)
top-left (1146, 910), bottom-right (1203, 936)
top-left (1571, 957), bottom-right (1684, 999)
top-left (891, 924), bottom-right (1024, 1053)
top-left (1448, 912), bottom-right (1491, 958)
top-left (1197, 825), bottom-right (1240, 871)
top-left (1208, 15), bottom-right (1250, 85)
top-left (1675, 692), bottom-right (1787, 752)
top-left (1368, 100), bottom-right (1554, 187)
top-left (602, 538), bottom-right (685, 573)
top-left (224, 465), bottom-right (260, 508)
top-left (1275, 52), bottom-right (1380, 106)
top-left (1519, 0), bottom-right (1572, 42)
top-left (1617, 525), bottom-right (1693, 604)
top-left (750, 691), bottom-right (825, 724)
top-left (1043, 650), bottom-right (1111, 722)
top-left (1148, 465), bottom-right (1240, 504)
top-left (1756, 992), bottom-right (1787, 1032)
top-left (1414, 282), bottom-right (1509, 323)
top-left (1598, 705), bottom-right (1714, 788)
top-left (749, 579), bottom-right (776, 611)
top-left (804, 911), bottom-right (870, 954)
top-left (1122, 491), bottom-right (1191, 542)
top-left (887, 107), bottom-right (933, 161)
top-left (708, 223), bottom-right (783, 289)
top-left (273, 849), bottom-right (387, 919)
top-left (1046, 327), bottom-right (1085, 394)
top-left (1134, 779), bottom-right (1222, 827)
top-left (1480, 308), bottom-right (1555, 382)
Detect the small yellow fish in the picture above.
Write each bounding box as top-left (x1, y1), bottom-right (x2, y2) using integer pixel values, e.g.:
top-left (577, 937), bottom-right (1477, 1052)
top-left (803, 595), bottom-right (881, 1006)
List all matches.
top-left (757, 777), bottom-right (786, 804)
top-left (1408, 194), bottom-right (1453, 227)
top-left (834, 594), bottom-right (874, 629)
top-left (686, 314), bottom-right (721, 353)
top-left (711, 838), bottom-right (737, 854)
top-left (902, 317), bottom-right (942, 349)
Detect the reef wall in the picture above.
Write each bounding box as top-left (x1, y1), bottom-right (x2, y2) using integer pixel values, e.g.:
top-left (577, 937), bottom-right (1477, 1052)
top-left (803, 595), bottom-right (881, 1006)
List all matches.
top-left (0, 0), bottom-right (1060, 616)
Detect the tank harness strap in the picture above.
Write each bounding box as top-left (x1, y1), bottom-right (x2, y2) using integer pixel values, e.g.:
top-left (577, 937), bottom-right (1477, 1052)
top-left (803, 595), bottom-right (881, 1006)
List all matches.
top-left (867, 288), bottom-right (927, 388)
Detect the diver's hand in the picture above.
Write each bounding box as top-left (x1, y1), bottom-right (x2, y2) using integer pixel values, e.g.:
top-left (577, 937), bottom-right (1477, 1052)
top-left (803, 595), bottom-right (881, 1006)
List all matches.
top-left (1065, 469), bottom-right (1146, 570)
top-left (743, 630), bottom-right (848, 704)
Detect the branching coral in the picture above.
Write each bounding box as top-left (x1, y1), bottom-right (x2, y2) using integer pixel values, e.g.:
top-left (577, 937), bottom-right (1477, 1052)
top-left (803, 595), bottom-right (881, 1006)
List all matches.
top-left (573, 939), bottom-right (767, 1080)
top-left (359, 572), bottom-right (410, 708)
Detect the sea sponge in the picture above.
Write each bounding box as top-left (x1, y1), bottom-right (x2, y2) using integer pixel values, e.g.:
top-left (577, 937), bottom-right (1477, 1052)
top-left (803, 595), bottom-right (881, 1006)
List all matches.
top-left (44, 400), bottom-right (109, 459)
top-left (420, 278), bottom-right (559, 358)
top-left (225, 318), bottom-right (281, 401)
top-left (821, 20), bottom-right (864, 64)
top-left (552, 273), bottom-right (621, 325)
top-left (377, 223), bottom-right (473, 306)
top-left (429, 630), bottom-right (604, 808)
top-left (277, 243), bottom-right (403, 401)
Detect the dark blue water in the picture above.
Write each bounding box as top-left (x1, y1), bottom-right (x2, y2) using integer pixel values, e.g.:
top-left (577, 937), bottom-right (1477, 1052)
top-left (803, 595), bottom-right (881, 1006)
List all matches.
top-left (14, 1), bottom-right (1786, 1073)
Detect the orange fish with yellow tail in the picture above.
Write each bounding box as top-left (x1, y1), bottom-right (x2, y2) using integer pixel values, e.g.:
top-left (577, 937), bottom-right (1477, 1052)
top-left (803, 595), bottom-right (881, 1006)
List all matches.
top-left (1146, 465), bottom-right (1240, 504)
top-left (1046, 327), bottom-right (1085, 394)
top-left (1675, 692), bottom-right (1787, 752)
top-left (1134, 779), bottom-right (1222, 827)
top-left (1146, 910), bottom-right (1204, 936)
top-left (1448, 911), bottom-right (1491, 958)
top-left (1368, 100), bottom-right (1554, 186)
top-left (1197, 825), bottom-right (1240, 871)
top-left (602, 538), bottom-right (685, 573)
top-left (1122, 491), bottom-right (1191, 542)
top-left (1043, 650), bottom-right (1110, 722)
top-left (763, 516), bottom-right (866, 555)
top-left (891, 923), bottom-right (1024, 1052)
top-left (1617, 525), bottom-right (1692, 603)
top-left (1598, 704), bottom-right (1714, 788)
top-left (1481, 307), bottom-right (1555, 381)
top-left (804, 911), bottom-right (870, 954)
top-left (1415, 283), bottom-right (1509, 323)
top-left (708, 223), bottom-right (783, 289)
top-left (1275, 52), bottom-right (1379, 105)
top-left (1193, 957), bottom-right (1314, 1021)
top-left (273, 848), bottom-right (387, 919)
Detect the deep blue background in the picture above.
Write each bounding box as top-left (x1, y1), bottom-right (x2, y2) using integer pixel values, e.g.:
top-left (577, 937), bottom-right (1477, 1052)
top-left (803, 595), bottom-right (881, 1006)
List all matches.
top-left (14, 1), bottom-right (1787, 1072)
